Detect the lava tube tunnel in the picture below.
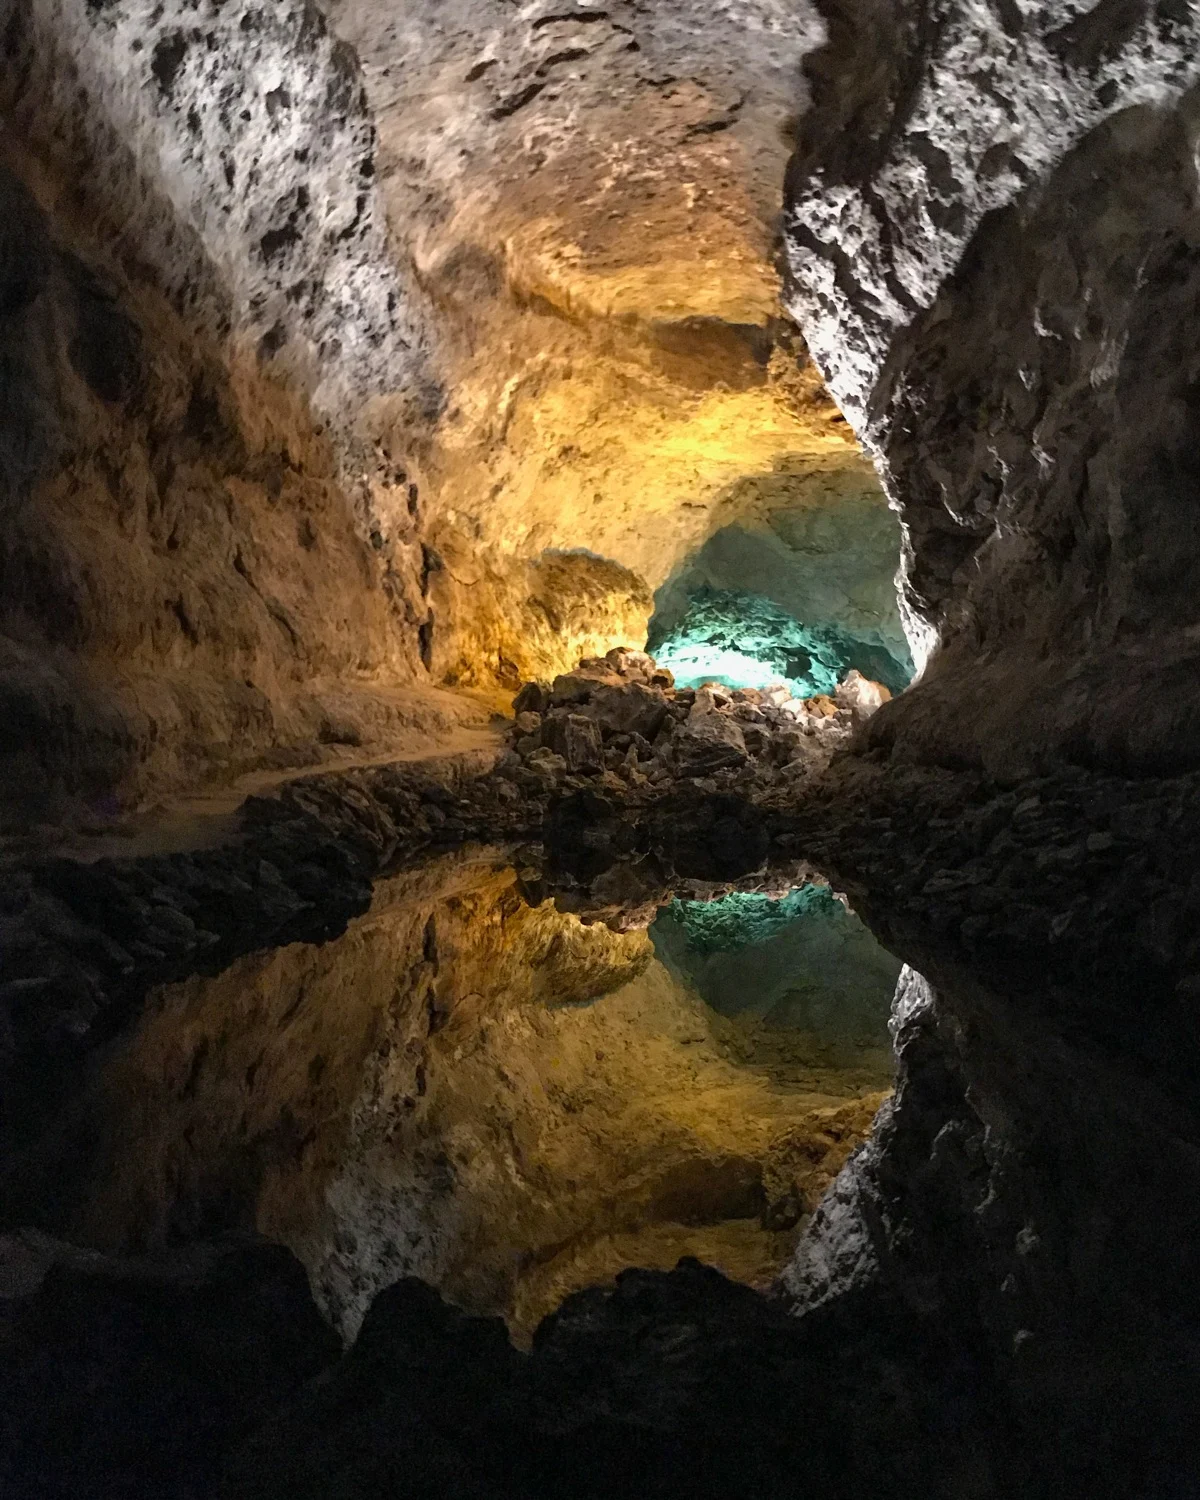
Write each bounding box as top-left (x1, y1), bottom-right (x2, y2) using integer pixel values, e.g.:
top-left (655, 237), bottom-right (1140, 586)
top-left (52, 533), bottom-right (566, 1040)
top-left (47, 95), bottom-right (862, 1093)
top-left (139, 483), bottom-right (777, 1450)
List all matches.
top-left (4, 2), bottom-right (1200, 1497)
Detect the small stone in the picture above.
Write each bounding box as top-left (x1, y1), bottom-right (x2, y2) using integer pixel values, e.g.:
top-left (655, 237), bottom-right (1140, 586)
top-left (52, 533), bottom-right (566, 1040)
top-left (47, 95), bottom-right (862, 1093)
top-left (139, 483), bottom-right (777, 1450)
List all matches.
top-left (604, 647), bottom-right (654, 679)
top-left (512, 681), bottom-right (550, 715)
top-left (525, 748), bottom-right (567, 785)
top-left (542, 714), bottom-right (603, 772)
top-left (834, 669), bottom-right (890, 718)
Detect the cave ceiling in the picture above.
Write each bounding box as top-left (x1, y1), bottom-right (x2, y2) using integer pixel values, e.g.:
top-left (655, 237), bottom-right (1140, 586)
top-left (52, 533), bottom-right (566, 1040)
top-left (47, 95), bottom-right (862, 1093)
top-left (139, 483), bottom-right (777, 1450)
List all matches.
top-left (0, 0), bottom-right (901, 812)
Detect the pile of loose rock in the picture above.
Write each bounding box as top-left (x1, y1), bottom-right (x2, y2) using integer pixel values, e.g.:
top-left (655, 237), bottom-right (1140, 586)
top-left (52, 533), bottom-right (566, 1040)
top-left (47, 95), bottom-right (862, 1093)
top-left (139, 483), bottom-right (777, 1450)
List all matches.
top-left (498, 647), bottom-right (891, 797)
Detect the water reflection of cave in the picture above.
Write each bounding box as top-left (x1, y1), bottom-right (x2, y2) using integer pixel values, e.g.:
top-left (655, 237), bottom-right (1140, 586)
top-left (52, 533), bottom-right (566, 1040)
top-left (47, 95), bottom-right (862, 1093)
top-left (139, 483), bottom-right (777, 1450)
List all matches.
top-left (651, 886), bottom-right (902, 1092)
top-left (19, 857), bottom-right (901, 1347)
top-left (647, 488), bottom-right (913, 696)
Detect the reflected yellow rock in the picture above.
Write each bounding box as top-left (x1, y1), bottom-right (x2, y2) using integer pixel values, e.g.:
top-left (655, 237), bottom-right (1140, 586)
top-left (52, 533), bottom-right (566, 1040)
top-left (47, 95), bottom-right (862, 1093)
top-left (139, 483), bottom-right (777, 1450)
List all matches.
top-left (31, 853), bottom-right (890, 1345)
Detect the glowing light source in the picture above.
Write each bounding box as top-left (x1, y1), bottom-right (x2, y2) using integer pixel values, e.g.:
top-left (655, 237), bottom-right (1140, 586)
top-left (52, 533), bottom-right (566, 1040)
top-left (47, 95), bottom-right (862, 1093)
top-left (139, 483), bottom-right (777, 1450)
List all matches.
top-left (649, 587), bottom-right (911, 699)
top-left (651, 643), bottom-right (797, 695)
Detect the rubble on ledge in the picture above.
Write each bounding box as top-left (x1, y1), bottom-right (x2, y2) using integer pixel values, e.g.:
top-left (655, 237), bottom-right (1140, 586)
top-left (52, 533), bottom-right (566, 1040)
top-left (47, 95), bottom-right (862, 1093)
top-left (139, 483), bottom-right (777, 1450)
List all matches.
top-left (499, 647), bottom-right (891, 798)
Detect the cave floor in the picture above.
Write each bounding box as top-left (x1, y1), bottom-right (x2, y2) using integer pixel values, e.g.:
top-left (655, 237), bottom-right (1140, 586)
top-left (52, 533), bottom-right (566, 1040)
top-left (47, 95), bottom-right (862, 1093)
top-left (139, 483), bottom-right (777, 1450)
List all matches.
top-left (7, 689), bottom-right (503, 868)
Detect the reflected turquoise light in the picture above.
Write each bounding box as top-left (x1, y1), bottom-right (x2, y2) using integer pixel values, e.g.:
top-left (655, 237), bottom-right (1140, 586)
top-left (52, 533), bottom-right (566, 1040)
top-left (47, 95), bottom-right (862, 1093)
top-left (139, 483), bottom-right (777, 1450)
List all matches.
top-left (657, 885), bottom-right (838, 955)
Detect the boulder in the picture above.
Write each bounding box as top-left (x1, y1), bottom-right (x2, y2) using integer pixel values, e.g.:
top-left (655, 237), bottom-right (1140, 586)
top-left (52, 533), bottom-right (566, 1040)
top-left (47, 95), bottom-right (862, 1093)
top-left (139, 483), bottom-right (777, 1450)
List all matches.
top-left (693, 684), bottom-right (734, 712)
top-left (549, 663), bottom-right (623, 706)
top-left (583, 682), bottom-right (670, 742)
top-left (524, 747), bottom-right (568, 786)
top-left (835, 670), bottom-right (891, 719)
top-left (513, 681), bottom-right (551, 715)
top-left (604, 647), bottom-right (655, 679)
top-left (673, 699), bottom-right (748, 774)
top-left (543, 714), bottom-right (604, 772)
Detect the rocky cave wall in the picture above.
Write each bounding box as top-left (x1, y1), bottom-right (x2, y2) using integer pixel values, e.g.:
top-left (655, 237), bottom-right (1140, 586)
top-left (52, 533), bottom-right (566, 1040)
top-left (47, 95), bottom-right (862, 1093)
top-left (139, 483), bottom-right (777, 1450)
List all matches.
top-left (765, 5), bottom-right (1200, 1482)
top-left (784, 0), bottom-right (1200, 775)
top-left (1, 0), bottom-right (906, 828)
top-left (0, 0), bottom-right (459, 827)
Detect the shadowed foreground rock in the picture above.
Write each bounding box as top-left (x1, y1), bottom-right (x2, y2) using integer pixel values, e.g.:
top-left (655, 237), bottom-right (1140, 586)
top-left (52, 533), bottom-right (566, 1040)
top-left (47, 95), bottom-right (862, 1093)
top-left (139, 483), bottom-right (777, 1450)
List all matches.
top-left (0, 1234), bottom-right (984, 1500)
top-left (0, 1234), bottom-right (338, 1500)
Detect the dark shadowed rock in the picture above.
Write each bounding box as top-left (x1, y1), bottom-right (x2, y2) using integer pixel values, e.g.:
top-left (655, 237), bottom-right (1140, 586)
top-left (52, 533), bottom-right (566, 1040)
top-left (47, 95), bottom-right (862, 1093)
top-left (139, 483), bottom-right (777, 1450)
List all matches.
top-left (0, 1234), bottom-right (338, 1500)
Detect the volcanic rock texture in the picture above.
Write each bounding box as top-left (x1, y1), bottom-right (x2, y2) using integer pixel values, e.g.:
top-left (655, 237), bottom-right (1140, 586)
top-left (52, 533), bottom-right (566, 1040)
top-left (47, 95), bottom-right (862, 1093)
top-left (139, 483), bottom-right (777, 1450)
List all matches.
top-left (8, 2), bottom-right (1200, 1498)
top-left (785, 0), bottom-right (1200, 773)
top-left (1, 0), bottom-right (900, 831)
top-left (768, 4), bottom-right (1200, 1490)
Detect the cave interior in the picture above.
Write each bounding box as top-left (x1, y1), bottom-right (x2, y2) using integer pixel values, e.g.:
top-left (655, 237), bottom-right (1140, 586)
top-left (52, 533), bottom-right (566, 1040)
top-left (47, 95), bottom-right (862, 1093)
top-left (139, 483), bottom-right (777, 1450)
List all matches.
top-left (4, 1), bottom-right (1200, 1497)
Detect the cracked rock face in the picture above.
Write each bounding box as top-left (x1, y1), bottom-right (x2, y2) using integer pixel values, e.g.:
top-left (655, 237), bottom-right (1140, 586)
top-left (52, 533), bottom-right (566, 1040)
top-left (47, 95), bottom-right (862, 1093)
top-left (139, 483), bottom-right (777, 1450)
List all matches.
top-left (784, 0), bottom-right (1200, 774)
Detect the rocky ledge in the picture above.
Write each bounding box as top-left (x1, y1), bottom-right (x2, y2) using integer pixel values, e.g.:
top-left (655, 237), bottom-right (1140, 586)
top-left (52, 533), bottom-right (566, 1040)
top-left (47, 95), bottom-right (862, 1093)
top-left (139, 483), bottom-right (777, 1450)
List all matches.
top-left (502, 646), bottom-right (889, 796)
top-left (0, 649), bottom-right (889, 1145)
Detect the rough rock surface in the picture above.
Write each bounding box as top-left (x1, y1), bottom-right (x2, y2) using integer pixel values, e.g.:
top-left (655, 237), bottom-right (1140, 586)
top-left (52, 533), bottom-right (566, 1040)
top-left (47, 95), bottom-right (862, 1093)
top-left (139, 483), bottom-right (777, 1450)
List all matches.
top-left (0, 1231), bottom-right (338, 1500)
top-left (8, 2), bottom-right (1200, 1496)
top-left (785, 1), bottom-right (1200, 771)
top-left (0, 158), bottom-right (481, 827)
top-left (502, 645), bottom-right (888, 803)
top-left (1, 0), bottom-right (894, 821)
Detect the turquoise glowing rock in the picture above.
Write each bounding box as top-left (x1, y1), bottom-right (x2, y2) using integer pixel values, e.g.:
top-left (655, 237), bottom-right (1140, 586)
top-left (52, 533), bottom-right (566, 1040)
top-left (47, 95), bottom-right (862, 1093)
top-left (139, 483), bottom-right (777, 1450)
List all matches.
top-left (647, 587), bottom-right (911, 699)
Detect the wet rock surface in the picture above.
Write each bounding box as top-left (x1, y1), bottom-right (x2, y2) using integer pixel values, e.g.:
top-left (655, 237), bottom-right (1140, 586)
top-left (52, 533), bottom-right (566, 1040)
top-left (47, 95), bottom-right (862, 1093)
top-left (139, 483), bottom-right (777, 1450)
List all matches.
top-left (206, 1261), bottom-right (981, 1500)
top-left (0, 1234), bottom-right (985, 1500)
top-left (4, 853), bottom-right (890, 1351)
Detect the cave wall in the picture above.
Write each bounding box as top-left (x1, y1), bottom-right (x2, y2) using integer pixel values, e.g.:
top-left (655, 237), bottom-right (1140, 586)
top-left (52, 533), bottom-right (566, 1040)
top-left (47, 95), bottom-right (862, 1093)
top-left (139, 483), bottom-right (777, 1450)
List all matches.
top-left (316, 0), bottom-right (890, 693)
top-left (0, 1), bottom-right (469, 824)
top-left (2, 0), bottom-right (903, 822)
top-left (784, 953), bottom-right (1200, 1491)
top-left (783, 0), bottom-right (1200, 775)
top-left (773, 8), bottom-right (1200, 1476)
top-left (0, 165), bottom-right (470, 827)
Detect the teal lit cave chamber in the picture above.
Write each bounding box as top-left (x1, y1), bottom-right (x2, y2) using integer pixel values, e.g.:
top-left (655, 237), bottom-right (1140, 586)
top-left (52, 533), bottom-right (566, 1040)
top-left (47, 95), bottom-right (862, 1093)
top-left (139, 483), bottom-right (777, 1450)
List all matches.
top-left (647, 478), bottom-right (914, 698)
top-left (650, 885), bottom-right (902, 1079)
